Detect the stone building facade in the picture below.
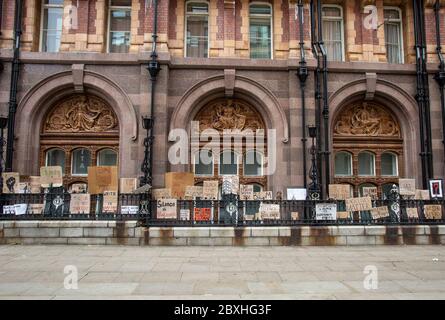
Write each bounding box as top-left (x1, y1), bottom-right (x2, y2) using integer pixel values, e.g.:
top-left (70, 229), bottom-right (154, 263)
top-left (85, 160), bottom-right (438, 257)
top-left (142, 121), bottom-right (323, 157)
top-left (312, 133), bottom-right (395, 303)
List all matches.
top-left (0, 0), bottom-right (444, 198)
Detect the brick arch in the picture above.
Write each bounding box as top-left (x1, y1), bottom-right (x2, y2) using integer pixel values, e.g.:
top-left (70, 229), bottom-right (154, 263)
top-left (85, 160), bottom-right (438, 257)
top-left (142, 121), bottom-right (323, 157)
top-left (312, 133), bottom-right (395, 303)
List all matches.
top-left (15, 70), bottom-right (138, 177)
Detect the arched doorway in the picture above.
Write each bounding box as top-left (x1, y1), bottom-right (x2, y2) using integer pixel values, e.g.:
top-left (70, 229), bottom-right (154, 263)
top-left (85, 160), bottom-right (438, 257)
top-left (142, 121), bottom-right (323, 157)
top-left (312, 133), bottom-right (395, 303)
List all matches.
top-left (40, 94), bottom-right (119, 189)
top-left (192, 98), bottom-right (267, 192)
top-left (332, 101), bottom-right (403, 198)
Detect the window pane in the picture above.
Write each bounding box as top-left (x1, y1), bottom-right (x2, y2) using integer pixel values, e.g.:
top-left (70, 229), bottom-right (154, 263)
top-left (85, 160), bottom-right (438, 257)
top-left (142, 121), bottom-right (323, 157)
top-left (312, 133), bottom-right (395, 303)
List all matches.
top-left (46, 149), bottom-right (65, 173)
top-left (250, 18), bottom-right (271, 59)
top-left (195, 150), bottom-right (213, 176)
top-left (186, 15), bottom-right (208, 58)
top-left (98, 149), bottom-right (118, 166)
top-left (323, 20), bottom-right (343, 61)
top-left (385, 23), bottom-right (401, 63)
top-left (72, 149), bottom-right (91, 175)
top-left (384, 9), bottom-right (400, 20)
top-left (381, 153), bottom-right (398, 176)
top-left (219, 151), bottom-right (238, 175)
top-left (45, 0), bottom-right (64, 5)
top-left (358, 152), bottom-right (375, 176)
top-left (322, 6), bottom-right (341, 18)
top-left (244, 151), bottom-right (262, 176)
top-left (42, 7), bottom-right (63, 52)
top-left (250, 5), bottom-right (271, 15)
top-left (187, 2), bottom-right (208, 13)
top-left (109, 9), bottom-right (131, 53)
top-left (335, 152), bottom-right (352, 176)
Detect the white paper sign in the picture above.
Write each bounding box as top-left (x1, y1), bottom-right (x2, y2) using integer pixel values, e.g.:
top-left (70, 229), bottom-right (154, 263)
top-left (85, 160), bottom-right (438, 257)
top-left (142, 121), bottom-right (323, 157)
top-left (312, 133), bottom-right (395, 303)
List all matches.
top-left (287, 188), bottom-right (307, 200)
top-left (121, 206), bottom-right (139, 215)
top-left (316, 203), bottom-right (337, 220)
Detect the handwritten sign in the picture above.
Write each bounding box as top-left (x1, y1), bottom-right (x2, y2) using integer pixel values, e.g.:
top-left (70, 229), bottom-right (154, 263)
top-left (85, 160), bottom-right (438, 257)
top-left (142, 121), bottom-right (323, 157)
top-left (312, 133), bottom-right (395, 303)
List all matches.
top-left (362, 187), bottom-right (378, 200)
top-left (165, 172), bottom-right (195, 199)
top-left (287, 188), bottom-right (307, 200)
top-left (253, 191), bottom-right (273, 200)
top-left (120, 178), bottom-right (138, 194)
top-left (222, 175), bottom-right (239, 195)
top-left (337, 211), bottom-right (351, 220)
top-left (121, 206), bottom-right (139, 215)
top-left (259, 203), bottom-right (280, 220)
top-left (103, 191), bottom-right (118, 213)
top-left (203, 180), bottom-right (219, 200)
top-left (156, 199), bottom-right (177, 219)
top-left (329, 184), bottom-right (351, 200)
top-left (2, 172), bottom-right (20, 193)
top-left (406, 207), bottom-right (419, 219)
top-left (180, 209), bottom-right (190, 221)
top-left (2, 204), bottom-right (28, 215)
top-left (17, 182), bottom-right (30, 194)
top-left (291, 212), bottom-right (300, 220)
top-left (316, 203), bottom-right (337, 220)
top-left (399, 179), bottom-right (416, 196)
top-left (152, 188), bottom-right (172, 200)
top-left (40, 166), bottom-right (63, 188)
top-left (28, 204), bottom-right (44, 214)
top-left (194, 207), bottom-right (211, 221)
top-left (371, 206), bottom-right (390, 220)
top-left (414, 189), bottom-right (430, 201)
top-left (240, 185), bottom-right (254, 200)
top-left (424, 205), bottom-right (443, 220)
top-left (345, 197), bottom-right (373, 212)
top-left (69, 194), bottom-right (91, 214)
top-left (184, 186), bottom-right (203, 200)
top-left (29, 176), bottom-right (41, 194)
top-left (71, 183), bottom-right (87, 194)
top-left (87, 166), bottom-right (118, 194)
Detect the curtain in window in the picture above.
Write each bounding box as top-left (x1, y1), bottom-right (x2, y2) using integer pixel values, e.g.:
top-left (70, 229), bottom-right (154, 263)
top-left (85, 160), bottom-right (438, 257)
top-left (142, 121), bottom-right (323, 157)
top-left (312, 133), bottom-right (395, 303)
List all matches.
top-left (385, 23), bottom-right (401, 64)
top-left (323, 20), bottom-right (343, 61)
top-left (186, 16), bottom-right (208, 58)
top-left (250, 19), bottom-right (271, 59)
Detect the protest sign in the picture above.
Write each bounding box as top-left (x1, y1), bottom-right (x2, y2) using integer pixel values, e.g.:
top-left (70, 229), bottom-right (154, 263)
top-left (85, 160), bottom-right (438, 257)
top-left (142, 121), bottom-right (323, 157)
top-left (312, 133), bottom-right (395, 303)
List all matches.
top-left (152, 188), bottom-right (172, 200)
top-left (40, 166), bottom-right (63, 188)
top-left (399, 179), bottom-right (416, 196)
top-left (362, 187), bottom-right (378, 200)
top-left (371, 206), bottom-right (390, 220)
top-left (103, 191), bottom-right (118, 213)
top-left (87, 166), bottom-right (118, 194)
top-left (414, 189), bottom-right (430, 201)
top-left (71, 183), bottom-right (87, 194)
top-left (157, 199), bottom-right (177, 219)
top-left (120, 178), bottom-right (138, 194)
top-left (28, 204), bottom-right (44, 214)
top-left (184, 186), bottom-right (203, 200)
top-left (29, 176), bottom-right (41, 194)
top-left (121, 206), bottom-right (139, 215)
top-left (287, 188), bottom-right (307, 200)
top-left (345, 197), bottom-right (373, 212)
top-left (165, 172), bottom-right (195, 199)
top-left (424, 205), bottom-right (443, 220)
top-left (315, 203), bottom-right (337, 220)
top-left (180, 209), bottom-right (190, 221)
top-left (406, 207), bottom-right (419, 219)
top-left (239, 185), bottom-right (254, 200)
top-left (203, 181), bottom-right (218, 200)
top-left (69, 194), bottom-right (91, 214)
top-left (337, 211), bottom-right (351, 220)
top-left (259, 203), bottom-right (280, 220)
top-left (291, 212), bottom-right (300, 220)
top-left (253, 191), bottom-right (273, 200)
top-left (222, 175), bottom-right (239, 195)
top-left (328, 184), bottom-right (351, 200)
top-left (194, 207), bottom-right (211, 221)
top-left (2, 172), bottom-right (20, 193)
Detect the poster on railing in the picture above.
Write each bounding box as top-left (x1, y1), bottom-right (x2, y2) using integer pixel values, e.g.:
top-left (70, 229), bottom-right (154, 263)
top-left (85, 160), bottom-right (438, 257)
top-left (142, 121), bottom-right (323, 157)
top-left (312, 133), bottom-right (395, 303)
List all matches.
top-left (345, 197), bottom-right (373, 212)
top-left (184, 186), bottom-right (203, 200)
top-left (69, 194), bottom-right (91, 214)
top-left (253, 191), bottom-right (273, 200)
top-left (121, 206), bottom-right (139, 215)
top-left (399, 179), bottom-right (416, 196)
top-left (328, 184), bottom-right (351, 200)
top-left (240, 185), bottom-right (254, 200)
top-left (28, 204), bottom-right (44, 215)
top-left (315, 203), bottom-right (337, 221)
top-left (157, 199), bottom-right (177, 219)
top-left (87, 166), bottom-right (118, 195)
top-left (40, 166), bottom-right (63, 188)
top-left (2, 204), bottom-right (28, 215)
top-left (362, 187), bottom-right (378, 200)
top-left (203, 181), bottom-right (219, 200)
top-left (180, 209), bottom-right (190, 220)
top-left (17, 182), bottom-right (30, 194)
top-left (29, 176), bottom-right (41, 194)
top-left (415, 189), bottom-right (430, 201)
top-left (152, 188), bottom-right (172, 200)
top-left (222, 175), bottom-right (239, 195)
top-left (2, 172), bottom-right (20, 193)
top-left (424, 205), bottom-right (443, 220)
top-left (371, 206), bottom-right (390, 220)
top-left (71, 183), bottom-right (87, 194)
top-left (291, 212), bottom-right (300, 220)
top-left (406, 207), bottom-right (419, 219)
top-left (287, 188), bottom-right (307, 200)
top-left (120, 178), bottom-right (138, 194)
top-left (103, 191), bottom-right (118, 213)
top-left (337, 211), bottom-right (351, 220)
top-left (259, 203), bottom-right (280, 220)
top-left (194, 207), bottom-right (211, 221)
top-left (165, 172), bottom-right (195, 199)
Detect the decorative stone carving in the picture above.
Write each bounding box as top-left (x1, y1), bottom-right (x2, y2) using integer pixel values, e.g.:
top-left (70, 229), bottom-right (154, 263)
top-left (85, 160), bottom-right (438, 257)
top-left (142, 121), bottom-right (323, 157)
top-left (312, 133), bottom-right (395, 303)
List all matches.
top-left (44, 95), bottom-right (118, 133)
top-left (334, 102), bottom-right (401, 137)
top-left (195, 99), bottom-right (265, 132)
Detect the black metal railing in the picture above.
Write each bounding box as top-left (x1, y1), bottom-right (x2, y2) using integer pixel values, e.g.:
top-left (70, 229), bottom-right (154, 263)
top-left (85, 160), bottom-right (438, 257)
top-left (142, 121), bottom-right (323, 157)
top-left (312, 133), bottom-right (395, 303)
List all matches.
top-left (0, 192), bottom-right (444, 227)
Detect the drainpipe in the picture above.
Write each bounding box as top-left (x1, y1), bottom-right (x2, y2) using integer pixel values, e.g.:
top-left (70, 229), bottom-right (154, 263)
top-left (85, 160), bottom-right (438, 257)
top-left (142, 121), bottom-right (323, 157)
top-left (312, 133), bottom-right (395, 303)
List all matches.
top-left (434, 0), bottom-right (445, 167)
top-left (0, 0), bottom-right (3, 35)
top-left (297, 0), bottom-right (309, 189)
top-left (5, 0), bottom-right (23, 172)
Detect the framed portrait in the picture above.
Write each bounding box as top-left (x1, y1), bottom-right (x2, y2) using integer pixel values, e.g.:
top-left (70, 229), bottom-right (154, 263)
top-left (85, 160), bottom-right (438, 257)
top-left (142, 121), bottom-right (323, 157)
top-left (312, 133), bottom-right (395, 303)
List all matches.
top-left (429, 179), bottom-right (444, 199)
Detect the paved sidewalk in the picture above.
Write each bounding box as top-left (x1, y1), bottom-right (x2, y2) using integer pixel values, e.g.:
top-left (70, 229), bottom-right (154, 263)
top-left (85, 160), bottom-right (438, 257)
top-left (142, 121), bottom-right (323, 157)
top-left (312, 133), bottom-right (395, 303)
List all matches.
top-left (0, 245), bottom-right (444, 300)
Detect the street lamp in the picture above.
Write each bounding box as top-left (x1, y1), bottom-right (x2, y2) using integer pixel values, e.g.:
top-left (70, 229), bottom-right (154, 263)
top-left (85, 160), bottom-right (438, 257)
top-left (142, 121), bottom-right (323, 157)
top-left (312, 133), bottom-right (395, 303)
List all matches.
top-left (140, 115), bottom-right (154, 187)
top-left (307, 124), bottom-right (320, 201)
top-left (0, 115), bottom-right (7, 194)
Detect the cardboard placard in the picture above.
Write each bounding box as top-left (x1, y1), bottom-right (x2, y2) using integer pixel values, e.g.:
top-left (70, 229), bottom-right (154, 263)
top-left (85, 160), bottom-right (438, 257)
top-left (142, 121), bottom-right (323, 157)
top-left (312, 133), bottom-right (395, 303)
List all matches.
top-left (315, 203), bottom-right (337, 220)
top-left (69, 194), bottom-right (91, 214)
top-left (406, 207), bottom-right (419, 219)
top-left (337, 211), bottom-right (351, 220)
top-left (291, 212), bottom-right (300, 220)
top-left (424, 205), bottom-right (443, 220)
top-left (180, 209), bottom-right (190, 221)
top-left (415, 189), bottom-right (430, 201)
top-left (152, 188), bottom-right (172, 200)
top-left (71, 183), bottom-right (87, 194)
top-left (244, 214), bottom-right (255, 221)
top-left (240, 185), bottom-right (254, 200)
top-left (133, 184), bottom-right (151, 194)
top-left (329, 184), bottom-right (351, 200)
top-left (17, 182), bottom-right (30, 194)
top-left (253, 191), bottom-right (273, 200)
top-left (2, 172), bottom-right (20, 193)
top-left (203, 180), bottom-right (219, 200)
top-left (2, 204), bottom-right (27, 215)
top-left (120, 178), bottom-right (138, 194)
top-left (29, 176), bottom-right (41, 194)
top-left (287, 188), bottom-right (307, 200)
top-left (156, 199), bottom-right (177, 219)
top-left (87, 166), bottom-right (118, 195)
top-left (362, 187), bottom-right (378, 200)
top-left (345, 197), bottom-right (373, 212)
top-left (184, 186), bottom-right (203, 200)
top-left (121, 206), bottom-right (139, 215)
top-left (399, 179), bottom-right (416, 196)
top-left (165, 172), bottom-right (195, 199)
top-left (28, 204), bottom-right (44, 214)
top-left (40, 166), bottom-right (63, 188)
top-left (103, 191), bottom-right (118, 213)
top-left (194, 207), bottom-right (211, 221)
top-left (222, 175), bottom-right (239, 195)
top-left (259, 203), bottom-right (280, 220)
top-left (371, 206), bottom-right (390, 220)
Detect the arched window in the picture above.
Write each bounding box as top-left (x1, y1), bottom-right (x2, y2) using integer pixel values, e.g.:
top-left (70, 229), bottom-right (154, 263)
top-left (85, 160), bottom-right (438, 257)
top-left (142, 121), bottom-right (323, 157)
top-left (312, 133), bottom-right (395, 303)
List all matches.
top-left (249, 3), bottom-right (273, 59)
top-left (381, 152), bottom-right (398, 176)
top-left (322, 5), bottom-right (344, 62)
top-left (244, 151), bottom-right (263, 176)
top-left (219, 150), bottom-right (239, 176)
top-left (358, 151), bottom-right (376, 176)
top-left (72, 148), bottom-right (91, 176)
top-left (334, 151), bottom-right (352, 176)
top-left (45, 148), bottom-right (66, 173)
top-left (194, 149), bottom-right (214, 176)
top-left (185, 1), bottom-right (209, 58)
top-left (97, 149), bottom-right (118, 166)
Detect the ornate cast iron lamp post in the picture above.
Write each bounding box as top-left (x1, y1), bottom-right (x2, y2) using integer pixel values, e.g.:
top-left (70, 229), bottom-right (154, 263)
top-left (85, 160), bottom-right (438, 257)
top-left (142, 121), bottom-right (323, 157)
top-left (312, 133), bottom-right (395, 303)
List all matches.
top-left (307, 125), bottom-right (321, 201)
top-left (140, 116), bottom-right (154, 187)
top-left (0, 116), bottom-right (7, 193)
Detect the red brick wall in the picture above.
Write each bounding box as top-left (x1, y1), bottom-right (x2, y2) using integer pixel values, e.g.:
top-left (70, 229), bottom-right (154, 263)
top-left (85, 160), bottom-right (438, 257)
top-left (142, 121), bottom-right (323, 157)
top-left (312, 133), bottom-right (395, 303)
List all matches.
top-left (168, 0), bottom-right (177, 40)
